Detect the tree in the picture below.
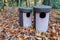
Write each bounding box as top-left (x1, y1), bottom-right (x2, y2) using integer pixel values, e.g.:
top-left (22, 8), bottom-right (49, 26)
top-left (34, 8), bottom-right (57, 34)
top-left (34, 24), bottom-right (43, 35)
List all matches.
top-left (43, 0), bottom-right (51, 5)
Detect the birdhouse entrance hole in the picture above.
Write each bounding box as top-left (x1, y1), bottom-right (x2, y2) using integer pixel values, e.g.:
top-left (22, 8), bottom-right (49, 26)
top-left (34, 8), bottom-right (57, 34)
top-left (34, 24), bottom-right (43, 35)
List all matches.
top-left (26, 12), bottom-right (30, 17)
top-left (39, 12), bottom-right (46, 18)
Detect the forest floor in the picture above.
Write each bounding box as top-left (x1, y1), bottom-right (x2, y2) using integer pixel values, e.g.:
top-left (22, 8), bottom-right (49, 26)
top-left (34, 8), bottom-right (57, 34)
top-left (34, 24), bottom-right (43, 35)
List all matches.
top-left (0, 6), bottom-right (60, 40)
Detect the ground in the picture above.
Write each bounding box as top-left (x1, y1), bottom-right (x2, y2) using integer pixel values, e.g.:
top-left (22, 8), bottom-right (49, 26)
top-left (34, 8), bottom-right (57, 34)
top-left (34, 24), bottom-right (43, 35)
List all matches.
top-left (0, 7), bottom-right (60, 40)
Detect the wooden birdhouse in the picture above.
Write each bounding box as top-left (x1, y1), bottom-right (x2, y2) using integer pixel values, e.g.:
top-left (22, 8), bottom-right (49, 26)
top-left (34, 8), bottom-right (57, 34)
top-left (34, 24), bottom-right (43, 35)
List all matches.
top-left (19, 8), bottom-right (32, 28)
top-left (33, 5), bottom-right (51, 32)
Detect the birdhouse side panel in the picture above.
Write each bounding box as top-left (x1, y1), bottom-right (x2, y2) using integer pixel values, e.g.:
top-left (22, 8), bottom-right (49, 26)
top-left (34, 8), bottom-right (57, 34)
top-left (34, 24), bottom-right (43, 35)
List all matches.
top-left (19, 12), bottom-right (23, 27)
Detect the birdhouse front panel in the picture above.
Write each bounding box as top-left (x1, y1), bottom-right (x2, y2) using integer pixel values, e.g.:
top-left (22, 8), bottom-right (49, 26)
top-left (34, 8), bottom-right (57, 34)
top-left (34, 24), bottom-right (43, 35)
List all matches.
top-left (36, 12), bottom-right (50, 32)
top-left (23, 12), bottom-right (32, 27)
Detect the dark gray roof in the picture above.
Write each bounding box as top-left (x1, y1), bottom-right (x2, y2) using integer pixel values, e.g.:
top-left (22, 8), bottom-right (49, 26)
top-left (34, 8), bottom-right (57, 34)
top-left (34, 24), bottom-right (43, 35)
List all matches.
top-left (33, 5), bottom-right (52, 13)
top-left (18, 7), bottom-right (32, 13)
top-left (34, 5), bottom-right (51, 9)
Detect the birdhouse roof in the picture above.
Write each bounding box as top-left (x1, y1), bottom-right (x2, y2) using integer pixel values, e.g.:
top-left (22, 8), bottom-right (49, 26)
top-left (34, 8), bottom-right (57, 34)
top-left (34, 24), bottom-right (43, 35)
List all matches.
top-left (18, 7), bottom-right (32, 13)
top-left (33, 5), bottom-right (52, 13)
top-left (34, 5), bottom-right (51, 9)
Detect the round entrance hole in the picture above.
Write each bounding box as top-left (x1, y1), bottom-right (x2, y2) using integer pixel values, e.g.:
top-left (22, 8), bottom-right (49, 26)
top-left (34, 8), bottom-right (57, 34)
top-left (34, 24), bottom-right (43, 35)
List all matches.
top-left (39, 12), bottom-right (46, 18)
top-left (26, 12), bottom-right (30, 17)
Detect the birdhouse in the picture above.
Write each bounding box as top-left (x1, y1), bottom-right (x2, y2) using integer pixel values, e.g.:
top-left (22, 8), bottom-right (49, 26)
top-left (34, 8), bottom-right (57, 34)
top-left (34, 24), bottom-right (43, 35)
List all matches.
top-left (33, 5), bottom-right (51, 32)
top-left (19, 8), bottom-right (32, 28)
